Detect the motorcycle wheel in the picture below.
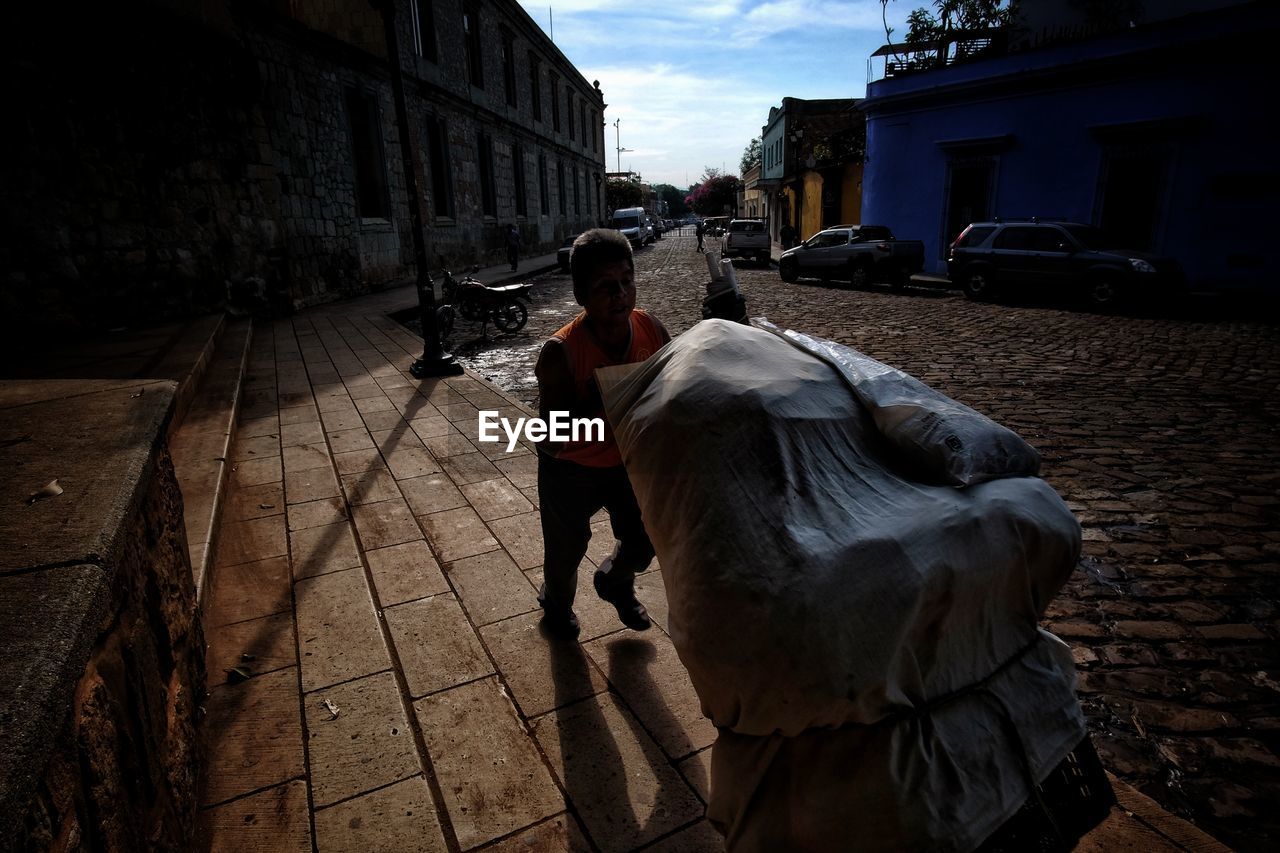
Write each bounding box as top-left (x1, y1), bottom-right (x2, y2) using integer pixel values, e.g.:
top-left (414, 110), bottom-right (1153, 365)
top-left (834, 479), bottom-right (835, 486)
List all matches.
top-left (436, 305), bottom-right (455, 340)
top-left (493, 300), bottom-right (528, 333)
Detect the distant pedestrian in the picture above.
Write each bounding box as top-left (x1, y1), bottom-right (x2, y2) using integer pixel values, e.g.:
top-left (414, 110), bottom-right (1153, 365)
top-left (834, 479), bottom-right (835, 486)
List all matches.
top-left (695, 219), bottom-right (705, 253)
top-left (506, 224), bottom-right (522, 272)
top-left (780, 223), bottom-right (797, 251)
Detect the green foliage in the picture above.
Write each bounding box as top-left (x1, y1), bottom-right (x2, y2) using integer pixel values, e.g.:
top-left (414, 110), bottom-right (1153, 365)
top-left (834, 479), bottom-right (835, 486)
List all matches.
top-left (606, 178), bottom-right (644, 211)
top-left (883, 1), bottom-right (1019, 45)
top-left (739, 138), bottom-right (762, 175)
top-left (652, 183), bottom-right (688, 217)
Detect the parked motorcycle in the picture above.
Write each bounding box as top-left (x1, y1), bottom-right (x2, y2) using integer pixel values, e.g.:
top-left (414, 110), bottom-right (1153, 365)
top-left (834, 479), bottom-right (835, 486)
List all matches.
top-left (435, 265), bottom-right (532, 340)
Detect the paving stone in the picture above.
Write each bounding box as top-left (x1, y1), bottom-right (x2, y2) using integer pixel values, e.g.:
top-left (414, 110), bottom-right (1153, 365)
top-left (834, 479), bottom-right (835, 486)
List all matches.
top-left (327, 426), bottom-right (376, 453)
top-left (216, 515), bottom-right (288, 567)
top-left (352, 497), bottom-right (423, 549)
top-left (238, 415), bottom-right (282, 439)
top-left (305, 671), bottom-right (421, 808)
top-left (202, 667), bottom-right (305, 806)
top-left (422, 506), bottom-right (502, 563)
top-left (283, 465), bottom-right (340, 504)
top-left (1111, 620), bottom-right (1188, 641)
top-left (385, 593), bottom-right (493, 697)
top-left (282, 442), bottom-right (331, 474)
top-left (205, 555), bottom-right (292, 627)
top-left (584, 632), bottom-right (717, 761)
top-left (495, 453), bottom-right (539, 489)
top-left (424, 431), bottom-right (480, 459)
top-left (678, 748), bottom-right (713, 804)
top-left (532, 692), bottom-right (703, 853)
top-left (415, 678), bottom-right (564, 850)
top-left (366, 540), bottom-right (450, 606)
top-left (295, 568), bottom-right (391, 692)
top-left (313, 777), bottom-right (448, 853)
top-left (385, 445), bottom-right (444, 479)
top-left (289, 521), bottom-right (363, 579)
top-left (355, 394), bottom-right (397, 413)
top-left (231, 455), bottom-right (284, 488)
top-left (282, 421), bottom-right (328, 450)
top-left (200, 780), bottom-right (312, 853)
top-left (232, 433), bottom-right (282, 462)
top-left (526, 559), bottom-right (624, 643)
top-left (279, 405), bottom-right (321, 425)
top-left (320, 408), bottom-right (366, 432)
top-left (361, 408), bottom-right (410, 431)
top-left (489, 511), bottom-right (544, 569)
top-left (439, 450), bottom-right (503, 486)
top-left (400, 472), bottom-right (469, 516)
top-left (334, 446), bottom-right (384, 474)
top-left (485, 814), bottom-right (591, 853)
top-left (204, 610), bottom-right (297, 691)
top-left (409, 414), bottom-right (454, 440)
top-left (479, 611), bottom-right (607, 719)
top-left (286, 495), bottom-right (348, 531)
top-left (460, 477), bottom-right (535, 520)
top-left (643, 820), bottom-right (723, 852)
top-left (371, 427), bottom-right (426, 454)
top-left (1197, 623), bottom-right (1268, 642)
top-left (446, 550), bottom-right (539, 625)
top-left (341, 466), bottom-right (402, 504)
top-left (633, 569), bottom-right (670, 634)
top-left (223, 480), bottom-right (285, 523)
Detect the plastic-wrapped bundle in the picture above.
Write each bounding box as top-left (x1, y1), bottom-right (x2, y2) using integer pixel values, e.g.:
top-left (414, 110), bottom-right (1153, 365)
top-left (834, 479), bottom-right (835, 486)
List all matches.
top-left (599, 319), bottom-right (1088, 850)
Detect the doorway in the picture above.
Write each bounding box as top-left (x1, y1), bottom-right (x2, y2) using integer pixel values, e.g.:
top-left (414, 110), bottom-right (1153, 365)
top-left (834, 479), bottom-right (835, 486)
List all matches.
top-left (944, 159), bottom-right (995, 256)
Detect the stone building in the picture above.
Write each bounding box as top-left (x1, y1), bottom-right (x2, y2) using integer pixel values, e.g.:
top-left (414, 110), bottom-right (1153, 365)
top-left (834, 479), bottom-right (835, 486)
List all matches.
top-left (1, 0), bottom-right (606, 348)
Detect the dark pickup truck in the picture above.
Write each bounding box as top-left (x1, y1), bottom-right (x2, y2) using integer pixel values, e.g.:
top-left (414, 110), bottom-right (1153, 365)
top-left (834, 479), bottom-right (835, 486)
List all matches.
top-left (779, 225), bottom-right (925, 289)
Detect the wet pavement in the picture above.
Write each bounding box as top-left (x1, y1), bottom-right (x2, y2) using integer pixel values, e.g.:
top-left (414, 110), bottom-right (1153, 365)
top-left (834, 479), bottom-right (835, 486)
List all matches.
top-left (417, 232), bottom-right (1280, 851)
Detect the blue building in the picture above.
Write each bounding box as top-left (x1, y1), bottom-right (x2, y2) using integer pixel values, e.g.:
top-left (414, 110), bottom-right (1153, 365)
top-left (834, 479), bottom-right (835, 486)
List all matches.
top-left (859, 0), bottom-right (1275, 295)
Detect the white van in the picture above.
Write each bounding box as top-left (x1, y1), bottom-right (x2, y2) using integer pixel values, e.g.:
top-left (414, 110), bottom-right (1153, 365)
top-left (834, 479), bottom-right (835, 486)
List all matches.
top-left (611, 207), bottom-right (652, 248)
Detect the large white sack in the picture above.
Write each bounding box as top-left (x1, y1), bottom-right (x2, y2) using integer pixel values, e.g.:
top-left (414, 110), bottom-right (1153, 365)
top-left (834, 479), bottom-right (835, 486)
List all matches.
top-left (602, 319), bottom-right (1082, 737)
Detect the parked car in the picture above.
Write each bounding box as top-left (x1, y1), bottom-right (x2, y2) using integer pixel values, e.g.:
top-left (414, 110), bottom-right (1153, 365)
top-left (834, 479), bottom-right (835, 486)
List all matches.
top-left (947, 220), bottom-right (1185, 307)
top-left (779, 225), bottom-right (925, 288)
top-left (724, 218), bottom-right (771, 265)
top-left (651, 216), bottom-right (665, 238)
top-left (557, 234), bottom-right (579, 272)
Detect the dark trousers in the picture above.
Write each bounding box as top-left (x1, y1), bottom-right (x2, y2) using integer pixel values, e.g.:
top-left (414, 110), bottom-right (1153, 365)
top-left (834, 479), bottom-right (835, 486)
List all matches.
top-left (537, 452), bottom-right (655, 612)
top-left (507, 246), bottom-right (519, 270)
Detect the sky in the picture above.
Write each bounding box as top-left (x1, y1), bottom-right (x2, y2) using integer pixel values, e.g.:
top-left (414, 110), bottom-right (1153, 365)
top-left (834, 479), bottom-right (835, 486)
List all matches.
top-left (516, 0), bottom-right (917, 190)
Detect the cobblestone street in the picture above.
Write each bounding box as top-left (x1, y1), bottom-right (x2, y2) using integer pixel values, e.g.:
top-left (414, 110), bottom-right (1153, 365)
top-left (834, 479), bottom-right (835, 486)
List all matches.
top-left (444, 232), bottom-right (1280, 850)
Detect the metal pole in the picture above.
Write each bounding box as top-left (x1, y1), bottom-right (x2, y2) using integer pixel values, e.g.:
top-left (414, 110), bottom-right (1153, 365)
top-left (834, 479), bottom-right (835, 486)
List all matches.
top-left (375, 0), bottom-right (461, 378)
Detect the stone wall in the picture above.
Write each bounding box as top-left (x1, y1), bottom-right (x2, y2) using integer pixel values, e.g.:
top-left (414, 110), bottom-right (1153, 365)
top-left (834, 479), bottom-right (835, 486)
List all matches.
top-left (0, 381), bottom-right (205, 851)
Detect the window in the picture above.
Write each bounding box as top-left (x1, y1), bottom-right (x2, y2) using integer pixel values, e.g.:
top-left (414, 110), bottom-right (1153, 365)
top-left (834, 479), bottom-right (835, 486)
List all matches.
top-left (573, 167), bottom-right (580, 215)
top-left (410, 0), bottom-right (437, 62)
top-left (425, 115), bottom-right (454, 219)
top-left (345, 89), bottom-right (390, 219)
top-left (580, 103), bottom-right (587, 147)
top-left (501, 32), bottom-right (517, 107)
top-left (954, 225), bottom-right (996, 248)
top-left (478, 133), bottom-right (496, 217)
top-left (993, 226), bottom-right (1037, 250)
top-left (1028, 227), bottom-right (1070, 252)
top-left (513, 143), bottom-right (527, 217)
top-left (591, 110), bottom-right (598, 152)
top-left (463, 4), bottom-right (483, 88)
top-left (528, 53), bottom-right (541, 120)
top-left (550, 74), bottom-right (560, 131)
top-left (1097, 146), bottom-right (1169, 251)
top-left (557, 161), bottom-right (566, 215)
top-left (807, 231), bottom-right (848, 249)
top-left (539, 153), bottom-right (549, 215)
top-left (567, 89), bottom-right (574, 140)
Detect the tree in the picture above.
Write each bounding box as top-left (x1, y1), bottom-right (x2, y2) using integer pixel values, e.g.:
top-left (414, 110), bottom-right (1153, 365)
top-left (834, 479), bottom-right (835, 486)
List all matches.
top-left (882, 1), bottom-right (1019, 66)
top-left (739, 138), bottom-right (762, 175)
top-left (652, 183), bottom-right (688, 218)
top-left (606, 177), bottom-right (644, 212)
top-left (684, 172), bottom-right (740, 216)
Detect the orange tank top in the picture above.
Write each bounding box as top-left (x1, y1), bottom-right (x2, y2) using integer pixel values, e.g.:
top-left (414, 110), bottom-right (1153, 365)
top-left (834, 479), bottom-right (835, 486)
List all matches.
top-left (551, 309), bottom-right (664, 467)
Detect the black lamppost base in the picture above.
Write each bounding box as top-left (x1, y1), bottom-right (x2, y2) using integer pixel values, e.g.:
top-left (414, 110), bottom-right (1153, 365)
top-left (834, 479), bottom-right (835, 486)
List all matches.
top-left (409, 354), bottom-right (464, 378)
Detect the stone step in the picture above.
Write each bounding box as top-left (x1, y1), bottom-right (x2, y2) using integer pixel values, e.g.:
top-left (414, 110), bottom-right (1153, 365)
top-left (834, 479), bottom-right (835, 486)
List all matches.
top-left (170, 318), bottom-right (253, 600)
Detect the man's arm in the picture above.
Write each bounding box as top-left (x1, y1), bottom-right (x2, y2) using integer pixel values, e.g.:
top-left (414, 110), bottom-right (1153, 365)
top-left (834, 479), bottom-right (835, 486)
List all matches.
top-left (536, 339), bottom-right (598, 456)
top-left (650, 315), bottom-right (672, 347)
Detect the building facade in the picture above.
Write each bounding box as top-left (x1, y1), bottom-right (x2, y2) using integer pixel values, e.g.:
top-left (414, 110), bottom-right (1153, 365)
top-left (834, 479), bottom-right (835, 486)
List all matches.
top-left (2, 0), bottom-right (606, 346)
top-left (859, 0), bottom-right (1273, 292)
top-left (758, 98), bottom-right (864, 247)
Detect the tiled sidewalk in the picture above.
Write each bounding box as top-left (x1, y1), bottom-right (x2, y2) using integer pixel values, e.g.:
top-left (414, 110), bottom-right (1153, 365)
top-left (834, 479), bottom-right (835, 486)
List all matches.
top-left (197, 298), bottom-right (717, 852)
top-left (196, 286), bottom-right (1228, 853)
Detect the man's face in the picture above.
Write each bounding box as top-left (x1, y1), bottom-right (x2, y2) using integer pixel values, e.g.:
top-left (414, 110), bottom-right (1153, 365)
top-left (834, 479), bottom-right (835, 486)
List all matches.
top-left (582, 260), bottom-right (636, 327)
